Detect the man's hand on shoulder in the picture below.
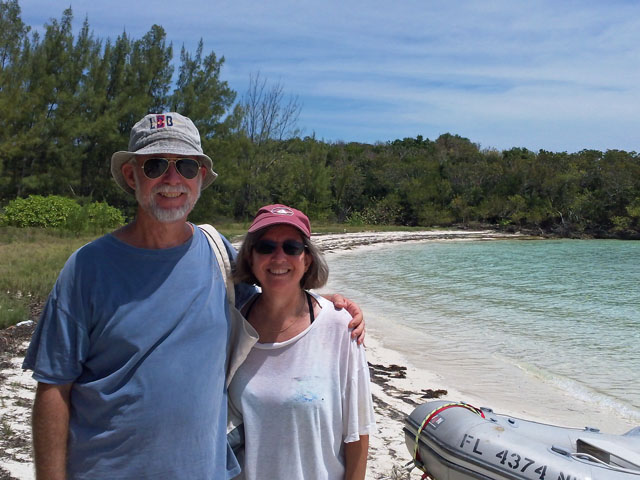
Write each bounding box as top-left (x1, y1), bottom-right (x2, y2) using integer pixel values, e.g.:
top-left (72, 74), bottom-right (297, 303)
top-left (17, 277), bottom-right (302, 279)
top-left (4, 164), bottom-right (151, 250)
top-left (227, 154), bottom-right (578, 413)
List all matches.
top-left (323, 294), bottom-right (365, 344)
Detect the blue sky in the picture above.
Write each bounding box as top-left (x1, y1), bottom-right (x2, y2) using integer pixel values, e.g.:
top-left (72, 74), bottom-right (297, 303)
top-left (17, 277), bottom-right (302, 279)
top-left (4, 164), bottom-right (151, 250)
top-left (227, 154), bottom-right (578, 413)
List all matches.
top-left (19, 0), bottom-right (640, 153)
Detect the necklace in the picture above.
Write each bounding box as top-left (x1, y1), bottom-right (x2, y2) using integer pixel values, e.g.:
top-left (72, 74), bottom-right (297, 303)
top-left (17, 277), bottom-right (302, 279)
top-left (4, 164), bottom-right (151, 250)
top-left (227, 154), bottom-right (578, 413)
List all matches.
top-left (250, 292), bottom-right (312, 334)
top-left (262, 316), bottom-right (302, 334)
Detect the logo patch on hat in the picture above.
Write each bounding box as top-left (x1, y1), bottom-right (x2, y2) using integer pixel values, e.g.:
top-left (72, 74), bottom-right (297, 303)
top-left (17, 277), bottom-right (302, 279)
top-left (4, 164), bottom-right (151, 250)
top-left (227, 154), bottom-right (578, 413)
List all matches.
top-left (148, 114), bottom-right (173, 130)
top-left (271, 206), bottom-right (294, 216)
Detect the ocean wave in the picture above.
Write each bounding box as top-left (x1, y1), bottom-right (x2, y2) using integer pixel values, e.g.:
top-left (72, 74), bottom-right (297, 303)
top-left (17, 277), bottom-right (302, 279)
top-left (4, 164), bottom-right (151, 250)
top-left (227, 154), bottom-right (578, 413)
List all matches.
top-left (511, 358), bottom-right (640, 426)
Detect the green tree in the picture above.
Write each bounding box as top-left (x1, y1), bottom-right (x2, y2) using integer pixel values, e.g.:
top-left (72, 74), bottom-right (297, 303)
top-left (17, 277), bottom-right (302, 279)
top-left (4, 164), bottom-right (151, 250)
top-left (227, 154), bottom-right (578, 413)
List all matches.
top-left (327, 143), bottom-right (366, 222)
top-left (0, 0), bottom-right (28, 69)
top-left (128, 25), bottom-right (173, 113)
top-left (171, 39), bottom-right (238, 138)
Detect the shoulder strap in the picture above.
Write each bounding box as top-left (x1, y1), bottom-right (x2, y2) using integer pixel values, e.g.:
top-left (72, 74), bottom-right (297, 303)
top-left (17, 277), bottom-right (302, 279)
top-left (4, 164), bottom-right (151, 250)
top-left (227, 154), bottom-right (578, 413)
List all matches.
top-left (198, 223), bottom-right (259, 399)
top-left (198, 224), bottom-right (235, 305)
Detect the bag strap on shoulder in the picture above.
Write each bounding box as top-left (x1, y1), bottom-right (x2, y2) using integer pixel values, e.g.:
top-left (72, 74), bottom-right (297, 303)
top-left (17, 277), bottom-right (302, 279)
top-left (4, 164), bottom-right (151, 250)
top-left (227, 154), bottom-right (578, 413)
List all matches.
top-left (198, 224), bottom-right (235, 305)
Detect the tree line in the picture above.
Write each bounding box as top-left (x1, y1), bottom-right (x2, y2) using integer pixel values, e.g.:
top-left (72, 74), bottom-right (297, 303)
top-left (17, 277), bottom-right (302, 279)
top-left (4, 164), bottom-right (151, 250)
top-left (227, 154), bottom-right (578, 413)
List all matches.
top-left (1, 1), bottom-right (639, 238)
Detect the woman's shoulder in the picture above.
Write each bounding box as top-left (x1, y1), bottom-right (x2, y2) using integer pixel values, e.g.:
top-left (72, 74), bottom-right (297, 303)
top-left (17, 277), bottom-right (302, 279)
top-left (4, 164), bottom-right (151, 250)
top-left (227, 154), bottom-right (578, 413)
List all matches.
top-left (312, 293), bottom-right (354, 326)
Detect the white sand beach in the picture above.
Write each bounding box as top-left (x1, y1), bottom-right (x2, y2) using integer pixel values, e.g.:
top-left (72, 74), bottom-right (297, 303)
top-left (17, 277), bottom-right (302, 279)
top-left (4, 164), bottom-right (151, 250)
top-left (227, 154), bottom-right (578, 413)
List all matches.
top-left (0, 229), bottom-right (535, 480)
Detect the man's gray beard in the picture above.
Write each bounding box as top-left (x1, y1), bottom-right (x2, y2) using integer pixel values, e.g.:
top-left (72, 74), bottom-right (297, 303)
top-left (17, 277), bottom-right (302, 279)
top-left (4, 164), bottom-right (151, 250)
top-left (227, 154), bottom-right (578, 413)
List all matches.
top-left (133, 171), bottom-right (201, 223)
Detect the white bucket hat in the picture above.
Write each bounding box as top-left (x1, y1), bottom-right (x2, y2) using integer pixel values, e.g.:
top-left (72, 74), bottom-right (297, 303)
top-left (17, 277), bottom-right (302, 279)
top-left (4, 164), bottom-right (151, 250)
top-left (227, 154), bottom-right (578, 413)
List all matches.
top-left (110, 112), bottom-right (217, 194)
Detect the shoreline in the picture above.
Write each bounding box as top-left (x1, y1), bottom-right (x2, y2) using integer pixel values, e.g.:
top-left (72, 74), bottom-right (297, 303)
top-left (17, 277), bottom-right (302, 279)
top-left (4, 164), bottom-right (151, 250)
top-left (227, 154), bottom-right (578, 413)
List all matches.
top-left (0, 229), bottom-right (539, 480)
top-left (315, 230), bottom-right (638, 476)
top-left (311, 228), bottom-right (538, 252)
top-left (302, 225), bottom-right (611, 477)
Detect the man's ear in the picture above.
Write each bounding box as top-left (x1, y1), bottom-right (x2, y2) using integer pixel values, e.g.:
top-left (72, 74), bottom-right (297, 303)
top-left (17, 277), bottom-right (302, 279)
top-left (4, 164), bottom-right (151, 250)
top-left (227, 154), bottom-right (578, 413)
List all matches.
top-left (122, 162), bottom-right (137, 191)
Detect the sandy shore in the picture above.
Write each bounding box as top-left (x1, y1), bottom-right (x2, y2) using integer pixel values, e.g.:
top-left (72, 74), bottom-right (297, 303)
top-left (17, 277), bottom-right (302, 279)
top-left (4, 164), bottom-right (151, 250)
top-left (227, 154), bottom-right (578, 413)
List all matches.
top-left (0, 229), bottom-right (530, 480)
top-left (0, 322), bottom-right (36, 480)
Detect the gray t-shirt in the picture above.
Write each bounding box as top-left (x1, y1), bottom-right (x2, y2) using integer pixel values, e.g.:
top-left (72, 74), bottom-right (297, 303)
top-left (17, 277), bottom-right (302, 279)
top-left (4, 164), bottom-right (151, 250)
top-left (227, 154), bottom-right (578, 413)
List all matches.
top-left (23, 228), bottom-right (247, 479)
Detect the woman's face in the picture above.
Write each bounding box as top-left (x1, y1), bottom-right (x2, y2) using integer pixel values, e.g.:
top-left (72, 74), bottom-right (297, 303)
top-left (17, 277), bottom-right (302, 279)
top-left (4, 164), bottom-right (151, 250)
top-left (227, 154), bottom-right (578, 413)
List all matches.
top-left (250, 225), bottom-right (312, 293)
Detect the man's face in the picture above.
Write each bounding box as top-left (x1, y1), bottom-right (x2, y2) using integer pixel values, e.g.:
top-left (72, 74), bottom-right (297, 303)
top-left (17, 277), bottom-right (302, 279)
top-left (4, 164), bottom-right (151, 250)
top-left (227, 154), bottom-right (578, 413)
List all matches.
top-left (125, 155), bottom-right (205, 223)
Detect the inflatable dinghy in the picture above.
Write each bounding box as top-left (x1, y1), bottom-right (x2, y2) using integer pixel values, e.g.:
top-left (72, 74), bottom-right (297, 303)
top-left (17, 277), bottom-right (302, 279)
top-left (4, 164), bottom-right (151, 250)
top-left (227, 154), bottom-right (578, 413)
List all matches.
top-left (404, 401), bottom-right (640, 480)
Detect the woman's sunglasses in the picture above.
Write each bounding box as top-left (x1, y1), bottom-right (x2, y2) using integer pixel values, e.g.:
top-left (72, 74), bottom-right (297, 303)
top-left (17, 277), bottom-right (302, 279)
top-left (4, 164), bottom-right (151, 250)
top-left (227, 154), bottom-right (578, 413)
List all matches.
top-left (141, 157), bottom-right (201, 180)
top-left (254, 239), bottom-right (306, 256)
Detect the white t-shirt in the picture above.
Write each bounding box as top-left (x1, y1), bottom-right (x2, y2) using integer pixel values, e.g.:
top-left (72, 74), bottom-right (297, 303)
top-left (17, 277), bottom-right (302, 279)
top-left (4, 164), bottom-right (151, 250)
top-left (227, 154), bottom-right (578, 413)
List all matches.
top-left (228, 293), bottom-right (376, 480)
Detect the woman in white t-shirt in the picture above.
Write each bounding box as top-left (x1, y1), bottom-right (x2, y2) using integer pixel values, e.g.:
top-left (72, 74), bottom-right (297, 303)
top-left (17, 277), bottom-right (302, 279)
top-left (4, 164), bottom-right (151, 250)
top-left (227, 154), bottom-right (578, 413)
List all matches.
top-left (230, 204), bottom-right (375, 480)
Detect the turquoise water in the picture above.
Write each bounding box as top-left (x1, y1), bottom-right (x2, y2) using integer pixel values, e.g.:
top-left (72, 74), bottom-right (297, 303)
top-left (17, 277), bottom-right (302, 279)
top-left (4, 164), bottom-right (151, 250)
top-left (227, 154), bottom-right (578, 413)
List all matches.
top-left (323, 239), bottom-right (640, 433)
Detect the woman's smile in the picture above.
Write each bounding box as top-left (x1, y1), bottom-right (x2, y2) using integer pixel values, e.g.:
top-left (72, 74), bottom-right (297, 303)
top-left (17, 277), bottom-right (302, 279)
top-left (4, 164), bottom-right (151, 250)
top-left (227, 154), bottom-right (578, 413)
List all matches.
top-left (251, 225), bottom-right (310, 289)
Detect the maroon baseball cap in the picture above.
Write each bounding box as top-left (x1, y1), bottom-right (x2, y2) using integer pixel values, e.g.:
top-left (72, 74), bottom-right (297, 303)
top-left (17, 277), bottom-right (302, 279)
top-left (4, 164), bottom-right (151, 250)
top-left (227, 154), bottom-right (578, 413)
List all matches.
top-left (248, 204), bottom-right (311, 238)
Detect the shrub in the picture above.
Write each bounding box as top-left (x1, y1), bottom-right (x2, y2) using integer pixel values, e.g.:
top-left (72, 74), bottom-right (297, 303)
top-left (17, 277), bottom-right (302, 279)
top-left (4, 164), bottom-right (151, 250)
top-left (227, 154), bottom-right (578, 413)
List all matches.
top-left (346, 196), bottom-right (403, 226)
top-left (65, 201), bottom-right (125, 234)
top-left (3, 195), bottom-right (80, 228)
top-left (611, 216), bottom-right (632, 233)
top-left (346, 211), bottom-right (366, 226)
top-left (416, 204), bottom-right (454, 227)
top-left (85, 201), bottom-right (125, 232)
top-left (2, 195), bottom-right (124, 233)
top-left (627, 198), bottom-right (640, 220)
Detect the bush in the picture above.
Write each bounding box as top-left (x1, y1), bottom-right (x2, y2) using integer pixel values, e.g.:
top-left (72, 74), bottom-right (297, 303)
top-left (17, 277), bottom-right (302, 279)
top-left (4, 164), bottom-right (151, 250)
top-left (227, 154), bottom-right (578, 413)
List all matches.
top-left (346, 211), bottom-right (366, 226)
top-left (2, 195), bottom-right (124, 233)
top-left (416, 204), bottom-right (454, 227)
top-left (65, 201), bottom-right (125, 234)
top-left (85, 202), bottom-right (126, 231)
top-left (3, 195), bottom-right (80, 228)
top-left (346, 196), bottom-right (403, 226)
top-left (611, 216), bottom-right (632, 233)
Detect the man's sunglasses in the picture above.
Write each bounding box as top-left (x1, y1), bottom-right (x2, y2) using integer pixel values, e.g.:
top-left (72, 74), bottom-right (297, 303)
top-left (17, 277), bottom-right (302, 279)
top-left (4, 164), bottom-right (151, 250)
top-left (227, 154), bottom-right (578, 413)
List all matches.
top-left (141, 157), bottom-right (201, 180)
top-left (254, 239), bottom-right (306, 256)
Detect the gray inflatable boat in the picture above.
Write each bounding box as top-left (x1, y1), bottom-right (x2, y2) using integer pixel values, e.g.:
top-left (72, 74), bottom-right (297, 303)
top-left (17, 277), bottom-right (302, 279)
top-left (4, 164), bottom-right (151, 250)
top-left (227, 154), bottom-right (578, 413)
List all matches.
top-left (404, 401), bottom-right (640, 480)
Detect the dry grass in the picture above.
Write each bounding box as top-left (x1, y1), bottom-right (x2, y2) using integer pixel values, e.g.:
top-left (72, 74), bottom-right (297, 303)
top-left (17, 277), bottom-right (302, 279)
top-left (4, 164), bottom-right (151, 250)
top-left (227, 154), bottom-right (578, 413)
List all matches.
top-left (0, 228), bottom-right (97, 328)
